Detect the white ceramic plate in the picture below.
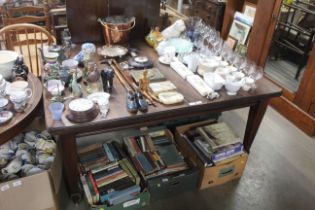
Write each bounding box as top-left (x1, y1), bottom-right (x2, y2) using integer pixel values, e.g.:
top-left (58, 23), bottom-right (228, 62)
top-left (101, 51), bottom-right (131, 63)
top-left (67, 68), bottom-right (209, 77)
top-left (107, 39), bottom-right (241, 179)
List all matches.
top-left (158, 56), bottom-right (171, 65)
top-left (0, 111), bottom-right (13, 124)
top-left (69, 98), bottom-right (94, 112)
top-left (87, 92), bottom-right (110, 104)
top-left (0, 98), bottom-right (8, 109)
top-left (134, 56), bottom-right (149, 63)
top-left (98, 45), bottom-right (128, 58)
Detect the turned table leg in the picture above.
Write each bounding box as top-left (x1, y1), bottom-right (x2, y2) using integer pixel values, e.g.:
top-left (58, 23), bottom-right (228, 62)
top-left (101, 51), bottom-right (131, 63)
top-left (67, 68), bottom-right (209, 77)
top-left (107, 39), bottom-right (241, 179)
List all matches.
top-left (244, 99), bottom-right (270, 153)
top-left (60, 133), bottom-right (81, 203)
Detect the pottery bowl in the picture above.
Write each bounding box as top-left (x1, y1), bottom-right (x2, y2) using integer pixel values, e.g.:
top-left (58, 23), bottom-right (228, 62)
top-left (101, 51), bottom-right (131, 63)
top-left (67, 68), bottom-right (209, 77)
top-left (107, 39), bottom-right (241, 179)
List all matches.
top-left (0, 50), bottom-right (19, 80)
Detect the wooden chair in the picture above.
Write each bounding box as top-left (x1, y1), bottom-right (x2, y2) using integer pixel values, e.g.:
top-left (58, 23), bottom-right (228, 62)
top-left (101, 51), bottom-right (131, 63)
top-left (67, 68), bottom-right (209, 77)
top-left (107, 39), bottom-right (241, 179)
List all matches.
top-left (0, 23), bottom-right (56, 76)
top-left (3, 3), bottom-right (51, 32)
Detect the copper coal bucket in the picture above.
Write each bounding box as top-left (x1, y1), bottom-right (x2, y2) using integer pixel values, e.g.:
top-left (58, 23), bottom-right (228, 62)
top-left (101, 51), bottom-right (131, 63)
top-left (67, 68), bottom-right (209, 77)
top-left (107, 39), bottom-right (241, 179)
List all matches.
top-left (97, 16), bottom-right (136, 45)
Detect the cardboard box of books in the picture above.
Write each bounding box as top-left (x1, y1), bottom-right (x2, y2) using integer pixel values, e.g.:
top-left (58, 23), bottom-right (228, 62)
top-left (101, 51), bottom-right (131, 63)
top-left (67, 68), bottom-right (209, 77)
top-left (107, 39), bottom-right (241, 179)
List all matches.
top-left (78, 142), bottom-right (150, 210)
top-left (175, 120), bottom-right (248, 190)
top-left (0, 130), bottom-right (62, 210)
top-left (123, 129), bottom-right (199, 200)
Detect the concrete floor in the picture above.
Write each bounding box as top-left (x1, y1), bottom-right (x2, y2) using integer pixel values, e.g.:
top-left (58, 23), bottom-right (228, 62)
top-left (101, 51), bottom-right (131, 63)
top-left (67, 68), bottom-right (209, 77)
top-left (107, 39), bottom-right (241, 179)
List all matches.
top-left (60, 107), bottom-right (315, 210)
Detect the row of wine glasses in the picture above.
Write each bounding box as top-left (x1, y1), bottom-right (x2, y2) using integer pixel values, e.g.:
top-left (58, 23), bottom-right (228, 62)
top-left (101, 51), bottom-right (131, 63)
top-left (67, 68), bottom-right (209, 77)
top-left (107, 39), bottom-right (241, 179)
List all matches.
top-left (187, 17), bottom-right (264, 83)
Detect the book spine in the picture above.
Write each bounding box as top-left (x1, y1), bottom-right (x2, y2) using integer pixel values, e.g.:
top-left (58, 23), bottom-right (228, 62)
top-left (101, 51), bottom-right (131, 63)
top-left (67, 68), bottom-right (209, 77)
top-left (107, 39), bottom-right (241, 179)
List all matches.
top-left (94, 167), bottom-right (122, 181)
top-left (91, 161), bottom-right (119, 174)
top-left (112, 141), bottom-right (127, 159)
top-left (103, 143), bottom-right (115, 162)
top-left (88, 172), bottom-right (100, 203)
top-left (97, 172), bottom-right (128, 188)
top-left (123, 159), bottom-right (140, 185)
top-left (123, 138), bottom-right (137, 157)
top-left (80, 175), bottom-right (93, 205)
top-left (119, 160), bottom-right (135, 183)
top-left (196, 127), bottom-right (216, 149)
top-left (131, 137), bottom-right (142, 155)
top-left (108, 143), bottom-right (119, 161)
top-left (96, 170), bottom-right (124, 184)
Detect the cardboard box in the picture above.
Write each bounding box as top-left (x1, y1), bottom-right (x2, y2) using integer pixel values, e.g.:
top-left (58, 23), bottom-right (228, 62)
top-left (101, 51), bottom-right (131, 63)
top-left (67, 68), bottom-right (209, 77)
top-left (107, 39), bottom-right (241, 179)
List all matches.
top-left (125, 128), bottom-right (199, 200)
top-left (175, 120), bottom-right (248, 190)
top-left (147, 167), bottom-right (199, 201)
top-left (90, 190), bottom-right (150, 210)
top-left (0, 142), bottom-right (62, 210)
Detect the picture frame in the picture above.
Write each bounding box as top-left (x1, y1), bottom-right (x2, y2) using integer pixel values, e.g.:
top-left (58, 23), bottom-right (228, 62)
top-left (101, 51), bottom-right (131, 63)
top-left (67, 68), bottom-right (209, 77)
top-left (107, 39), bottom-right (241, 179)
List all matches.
top-left (242, 2), bottom-right (257, 19)
top-left (228, 19), bottom-right (251, 45)
top-left (225, 36), bottom-right (238, 50)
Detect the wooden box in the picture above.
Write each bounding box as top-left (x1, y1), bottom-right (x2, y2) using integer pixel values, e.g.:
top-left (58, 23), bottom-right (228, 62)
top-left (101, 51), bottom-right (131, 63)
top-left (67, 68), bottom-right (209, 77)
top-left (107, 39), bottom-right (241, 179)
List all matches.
top-left (174, 120), bottom-right (248, 190)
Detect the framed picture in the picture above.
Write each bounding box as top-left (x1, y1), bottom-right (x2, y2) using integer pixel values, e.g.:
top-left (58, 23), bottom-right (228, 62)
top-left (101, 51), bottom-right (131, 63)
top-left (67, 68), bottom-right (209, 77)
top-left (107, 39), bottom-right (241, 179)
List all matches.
top-left (228, 19), bottom-right (251, 45)
top-left (242, 2), bottom-right (257, 19)
top-left (225, 36), bottom-right (238, 50)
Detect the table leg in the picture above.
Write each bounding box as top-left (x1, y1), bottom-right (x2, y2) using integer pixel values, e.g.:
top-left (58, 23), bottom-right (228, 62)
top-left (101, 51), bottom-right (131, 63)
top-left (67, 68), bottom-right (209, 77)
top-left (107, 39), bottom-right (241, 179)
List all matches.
top-left (244, 99), bottom-right (269, 153)
top-left (60, 133), bottom-right (81, 203)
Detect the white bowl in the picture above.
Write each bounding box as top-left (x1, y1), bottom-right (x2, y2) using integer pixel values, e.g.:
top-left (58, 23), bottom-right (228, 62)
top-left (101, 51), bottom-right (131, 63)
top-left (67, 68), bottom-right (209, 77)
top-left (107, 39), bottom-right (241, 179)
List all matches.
top-left (62, 59), bottom-right (79, 69)
top-left (225, 79), bottom-right (243, 95)
top-left (46, 80), bottom-right (65, 95)
top-left (0, 50), bottom-right (19, 80)
top-left (204, 72), bottom-right (225, 91)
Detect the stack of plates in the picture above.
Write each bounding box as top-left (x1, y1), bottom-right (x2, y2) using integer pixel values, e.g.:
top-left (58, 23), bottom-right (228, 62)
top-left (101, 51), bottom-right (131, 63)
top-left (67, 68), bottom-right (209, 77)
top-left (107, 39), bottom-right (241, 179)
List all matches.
top-left (67, 98), bottom-right (99, 123)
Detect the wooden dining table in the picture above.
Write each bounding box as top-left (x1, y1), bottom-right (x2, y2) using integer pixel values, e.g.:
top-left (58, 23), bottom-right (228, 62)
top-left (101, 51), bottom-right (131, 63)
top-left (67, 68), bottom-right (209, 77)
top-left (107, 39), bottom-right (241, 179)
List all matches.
top-left (0, 73), bottom-right (43, 145)
top-left (42, 42), bottom-right (282, 202)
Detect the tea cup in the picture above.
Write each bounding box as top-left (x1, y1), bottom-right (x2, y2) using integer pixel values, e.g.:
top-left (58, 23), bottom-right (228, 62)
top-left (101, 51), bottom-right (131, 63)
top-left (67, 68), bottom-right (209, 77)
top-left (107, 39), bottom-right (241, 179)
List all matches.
top-left (10, 80), bottom-right (29, 92)
top-left (9, 89), bottom-right (32, 112)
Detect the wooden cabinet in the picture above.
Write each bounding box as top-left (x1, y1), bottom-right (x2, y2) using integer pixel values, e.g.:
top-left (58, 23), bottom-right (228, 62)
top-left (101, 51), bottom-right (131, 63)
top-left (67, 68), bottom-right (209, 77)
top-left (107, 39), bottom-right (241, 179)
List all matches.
top-left (50, 7), bottom-right (67, 44)
top-left (194, 0), bottom-right (225, 31)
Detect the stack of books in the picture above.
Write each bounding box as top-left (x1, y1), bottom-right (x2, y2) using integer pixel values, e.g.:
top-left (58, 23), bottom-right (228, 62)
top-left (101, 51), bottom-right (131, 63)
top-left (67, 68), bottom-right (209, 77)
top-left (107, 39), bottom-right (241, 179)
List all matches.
top-left (78, 142), bottom-right (141, 206)
top-left (124, 130), bottom-right (188, 180)
top-left (185, 122), bottom-right (244, 164)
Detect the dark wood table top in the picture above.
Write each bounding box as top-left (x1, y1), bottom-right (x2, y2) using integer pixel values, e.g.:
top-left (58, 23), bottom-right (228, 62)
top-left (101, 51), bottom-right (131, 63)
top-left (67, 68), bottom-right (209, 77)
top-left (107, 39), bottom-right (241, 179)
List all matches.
top-left (0, 74), bottom-right (43, 144)
top-left (43, 42), bottom-right (282, 135)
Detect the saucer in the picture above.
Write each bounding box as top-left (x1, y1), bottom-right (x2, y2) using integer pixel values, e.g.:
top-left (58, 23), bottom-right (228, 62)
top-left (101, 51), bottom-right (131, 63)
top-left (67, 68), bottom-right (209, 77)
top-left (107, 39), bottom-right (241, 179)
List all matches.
top-left (69, 98), bottom-right (94, 112)
top-left (87, 92), bottom-right (110, 104)
top-left (134, 56), bottom-right (149, 63)
top-left (158, 56), bottom-right (171, 65)
top-left (0, 111), bottom-right (13, 124)
top-left (0, 98), bottom-right (8, 109)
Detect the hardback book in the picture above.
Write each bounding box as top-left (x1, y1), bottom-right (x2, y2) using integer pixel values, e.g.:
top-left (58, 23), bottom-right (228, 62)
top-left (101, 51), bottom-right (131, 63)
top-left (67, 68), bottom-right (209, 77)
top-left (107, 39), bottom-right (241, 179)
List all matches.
top-left (91, 161), bottom-right (119, 174)
top-left (157, 144), bottom-right (184, 167)
top-left (202, 122), bottom-right (241, 150)
top-left (103, 143), bottom-right (116, 162)
top-left (80, 174), bottom-right (93, 205)
top-left (96, 171), bottom-right (128, 188)
top-left (180, 133), bottom-right (213, 167)
top-left (194, 139), bottom-right (212, 158)
top-left (93, 166), bottom-right (122, 181)
top-left (123, 159), bottom-right (140, 184)
top-left (130, 68), bottom-right (165, 84)
top-left (88, 172), bottom-right (100, 203)
top-left (78, 143), bottom-right (103, 155)
top-left (108, 185), bottom-right (141, 206)
top-left (211, 143), bottom-right (244, 163)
